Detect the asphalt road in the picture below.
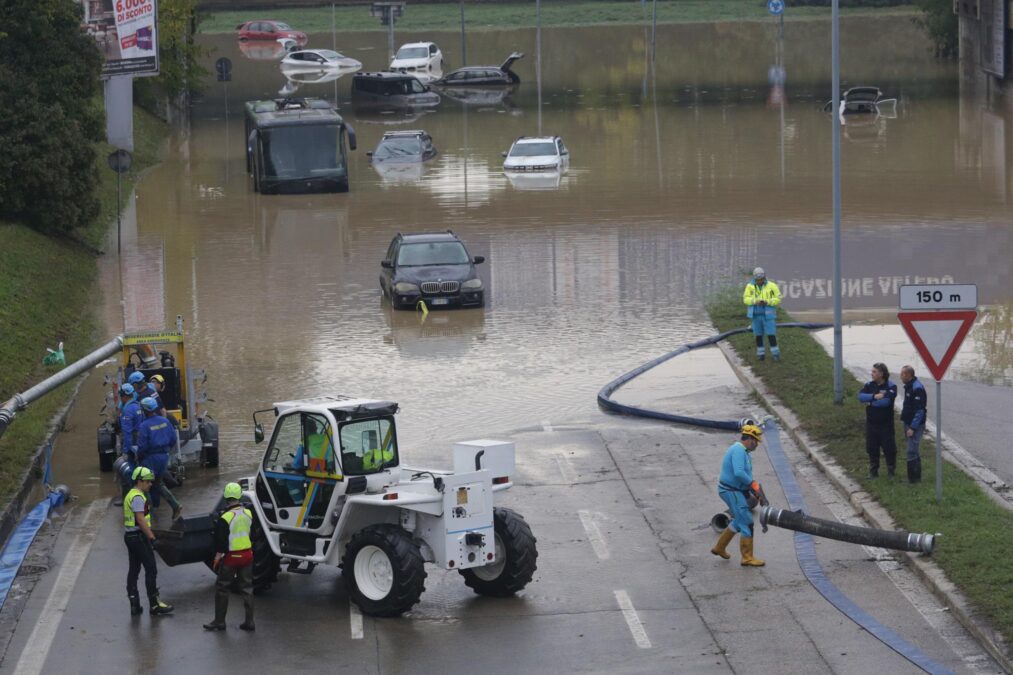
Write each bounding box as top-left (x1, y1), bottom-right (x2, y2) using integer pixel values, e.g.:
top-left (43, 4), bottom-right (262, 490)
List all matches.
top-left (0, 383), bottom-right (999, 674)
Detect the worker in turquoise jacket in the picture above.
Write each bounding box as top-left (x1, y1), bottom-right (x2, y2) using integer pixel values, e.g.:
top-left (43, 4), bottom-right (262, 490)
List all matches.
top-left (743, 267), bottom-right (782, 361)
top-left (711, 424), bottom-right (766, 567)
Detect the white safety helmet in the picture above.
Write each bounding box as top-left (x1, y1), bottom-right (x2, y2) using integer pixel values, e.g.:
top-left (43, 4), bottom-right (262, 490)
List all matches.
top-left (753, 267), bottom-right (765, 279)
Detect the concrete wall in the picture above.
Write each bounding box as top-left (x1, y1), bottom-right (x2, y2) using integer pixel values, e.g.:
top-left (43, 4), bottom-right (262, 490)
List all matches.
top-left (197, 0), bottom-right (521, 9)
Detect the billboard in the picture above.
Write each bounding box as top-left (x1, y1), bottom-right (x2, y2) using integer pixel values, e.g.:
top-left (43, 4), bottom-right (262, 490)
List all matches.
top-left (78, 0), bottom-right (159, 78)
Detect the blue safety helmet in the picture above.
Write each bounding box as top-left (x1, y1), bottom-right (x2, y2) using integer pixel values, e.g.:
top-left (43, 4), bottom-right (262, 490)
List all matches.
top-left (127, 371), bottom-right (146, 385)
top-left (119, 383), bottom-right (135, 396)
top-left (140, 397), bottom-right (158, 412)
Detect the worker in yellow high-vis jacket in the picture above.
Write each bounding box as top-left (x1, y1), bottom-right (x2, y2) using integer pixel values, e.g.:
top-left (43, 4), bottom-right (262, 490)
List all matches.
top-left (203, 483), bottom-right (255, 632)
top-left (743, 267), bottom-right (782, 361)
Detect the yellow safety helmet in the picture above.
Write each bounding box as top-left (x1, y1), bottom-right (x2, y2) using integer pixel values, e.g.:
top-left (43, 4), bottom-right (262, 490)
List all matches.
top-left (132, 466), bottom-right (155, 482)
top-left (740, 424), bottom-right (764, 442)
top-left (223, 482), bottom-right (243, 500)
top-left (150, 374), bottom-right (165, 385)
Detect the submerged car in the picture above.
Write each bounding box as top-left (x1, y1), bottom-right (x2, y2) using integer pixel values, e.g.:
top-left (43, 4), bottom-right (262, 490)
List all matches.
top-left (822, 86), bottom-right (897, 124)
top-left (380, 231), bottom-right (485, 309)
top-left (350, 72), bottom-right (441, 109)
top-left (368, 130), bottom-right (437, 163)
top-left (236, 20), bottom-right (307, 45)
top-left (502, 136), bottom-right (569, 172)
top-left (434, 52), bottom-right (524, 86)
top-left (389, 41), bottom-right (443, 74)
top-left (281, 49), bottom-right (362, 71)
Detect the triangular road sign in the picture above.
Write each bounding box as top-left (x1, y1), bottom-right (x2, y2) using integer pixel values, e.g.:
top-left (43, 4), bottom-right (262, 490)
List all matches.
top-left (897, 310), bottom-right (977, 382)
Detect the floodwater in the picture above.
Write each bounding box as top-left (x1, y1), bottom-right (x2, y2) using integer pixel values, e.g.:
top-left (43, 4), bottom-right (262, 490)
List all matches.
top-left (94, 16), bottom-right (1012, 474)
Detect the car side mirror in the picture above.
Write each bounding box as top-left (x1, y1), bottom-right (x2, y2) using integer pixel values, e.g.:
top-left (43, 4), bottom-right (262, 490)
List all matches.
top-left (366, 151), bottom-right (373, 157)
top-left (381, 260), bottom-right (393, 268)
top-left (254, 423), bottom-right (264, 444)
top-left (346, 124), bottom-right (357, 151)
top-left (473, 256), bottom-right (485, 264)
top-left (501, 151), bottom-right (508, 157)
top-left (561, 150), bottom-right (569, 156)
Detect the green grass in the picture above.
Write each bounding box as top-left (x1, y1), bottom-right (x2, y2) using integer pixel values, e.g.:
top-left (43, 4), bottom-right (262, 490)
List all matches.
top-left (199, 1), bottom-right (918, 34)
top-left (707, 287), bottom-right (1013, 645)
top-left (0, 106), bottom-right (167, 501)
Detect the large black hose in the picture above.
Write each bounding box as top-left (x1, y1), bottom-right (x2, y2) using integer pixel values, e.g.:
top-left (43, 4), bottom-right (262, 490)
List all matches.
top-left (762, 506), bottom-right (936, 555)
top-left (596, 322), bottom-right (831, 429)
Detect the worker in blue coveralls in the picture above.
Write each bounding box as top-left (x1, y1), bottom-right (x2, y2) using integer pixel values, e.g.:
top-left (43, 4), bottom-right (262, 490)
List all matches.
top-left (126, 370), bottom-right (147, 396)
top-left (900, 365), bottom-right (927, 484)
top-left (858, 363), bottom-right (898, 479)
top-left (137, 397), bottom-right (184, 520)
top-left (743, 267), bottom-right (783, 361)
top-left (118, 384), bottom-right (143, 461)
top-left (711, 424), bottom-right (766, 567)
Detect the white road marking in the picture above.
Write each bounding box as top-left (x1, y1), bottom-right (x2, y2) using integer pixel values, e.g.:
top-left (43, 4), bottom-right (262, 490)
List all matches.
top-left (578, 510), bottom-right (610, 560)
top-left (349, 602), bottom-right (364, 639)
top-left (614, 590), bottom-right (652, 649)
top-left (14, 501), bottom-right (104, 675)
top-left (555, 453), bottom-right (577, 484)
top-left (541, 420), bottom-right (553, 433)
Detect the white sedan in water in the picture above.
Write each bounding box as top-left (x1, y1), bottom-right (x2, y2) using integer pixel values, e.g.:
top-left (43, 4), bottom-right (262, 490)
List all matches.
top-left (502, 136), bottom-right (570, 172)
top-left (389, 42), bottom-right (443, 74)
top-left (281, 49), bottom-right (362, 71)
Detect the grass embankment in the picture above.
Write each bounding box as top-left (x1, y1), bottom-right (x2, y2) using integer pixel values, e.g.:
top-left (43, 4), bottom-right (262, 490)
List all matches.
top-left (200, 1), bottom-right (918, 34)
top-left (708, 288), bottom-right (1013, 645)
top-left (0, 107), bottom-right (167, 502)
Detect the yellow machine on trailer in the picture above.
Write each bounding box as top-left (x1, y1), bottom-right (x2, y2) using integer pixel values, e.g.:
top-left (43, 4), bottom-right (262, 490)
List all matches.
top-left (97, 315), bottom-right (219, 476)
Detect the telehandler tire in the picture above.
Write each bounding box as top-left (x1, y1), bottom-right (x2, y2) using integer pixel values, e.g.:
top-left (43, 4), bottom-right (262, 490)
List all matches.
top-left (460, 507), bottom-right (537, 597)
top-left (343, 524), bottom-right (426, 617)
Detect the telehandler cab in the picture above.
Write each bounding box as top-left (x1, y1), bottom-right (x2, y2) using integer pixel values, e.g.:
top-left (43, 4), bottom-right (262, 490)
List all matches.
top-left (155, 396), bottom-right (537, 617)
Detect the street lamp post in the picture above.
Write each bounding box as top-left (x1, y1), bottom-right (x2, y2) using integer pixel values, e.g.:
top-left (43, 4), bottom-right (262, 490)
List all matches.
top-left (832, 0), bottom-right (843, 403)
top-left (369, 2), bottom-right (405, 62)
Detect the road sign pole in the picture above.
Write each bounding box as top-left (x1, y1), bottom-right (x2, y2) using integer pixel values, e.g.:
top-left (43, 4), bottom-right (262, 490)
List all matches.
top-left (831, 0), bottom-right (843, 404)
top-left (936, 381), bottom-right (942, 502)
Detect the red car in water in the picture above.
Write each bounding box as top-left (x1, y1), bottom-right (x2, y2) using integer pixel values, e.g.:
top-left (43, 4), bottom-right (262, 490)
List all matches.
top-left (235, 20), bottom-right (307, 45)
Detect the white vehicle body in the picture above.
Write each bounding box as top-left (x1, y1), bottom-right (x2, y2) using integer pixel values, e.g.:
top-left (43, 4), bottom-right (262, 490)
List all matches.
top-left (389, 41), bottom-right (443, 74)
top-left (281, 49), bottom-right (363, 71)
top-left (503, 135), bottom-right (570, 172)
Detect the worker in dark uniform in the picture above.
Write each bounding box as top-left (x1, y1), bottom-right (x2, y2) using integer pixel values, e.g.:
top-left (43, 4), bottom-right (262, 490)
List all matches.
top-left (711, 424), bottom-right (767, 567)
top-left (858, 362), bottom-right (898, 478)
top-left (137, 397), bottom-right (183, 520)
top-left (117, 384), bottom-right (142, 462)
top-left (123, 466), bottom-right (174, 616)
top-left (203, 483), bottom-right (255, 632)
top-left (900, 365), bottom-right (927, 484)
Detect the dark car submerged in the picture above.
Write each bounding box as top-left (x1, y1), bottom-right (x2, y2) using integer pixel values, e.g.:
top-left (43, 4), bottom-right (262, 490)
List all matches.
top-left (380, 232), bottom-right (485, 309)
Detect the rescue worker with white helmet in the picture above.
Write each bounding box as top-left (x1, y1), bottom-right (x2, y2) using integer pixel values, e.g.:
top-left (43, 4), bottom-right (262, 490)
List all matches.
top-left (743, 267), bottom-right (782, 361)
top-left (124, 466), bottom-right (174, 616)
top-left (711, 424), bottom-right (766, 567)
top-left (203, 483), bottom-right (255, 632)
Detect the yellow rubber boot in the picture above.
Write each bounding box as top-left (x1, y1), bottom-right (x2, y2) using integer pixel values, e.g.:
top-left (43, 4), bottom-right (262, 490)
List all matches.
top-left (710, 528), bottom-right (735, 559)
top-left (740, 537), bottom-right (765, 567)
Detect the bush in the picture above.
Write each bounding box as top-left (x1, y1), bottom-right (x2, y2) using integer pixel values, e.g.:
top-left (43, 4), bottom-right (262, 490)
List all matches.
top-left (0, 0), bottom-right (103, 233)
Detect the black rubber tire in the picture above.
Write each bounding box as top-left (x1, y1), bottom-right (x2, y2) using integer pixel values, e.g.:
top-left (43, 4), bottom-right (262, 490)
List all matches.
top-left (459, 507), bottom-right (537, 597)
top-left (343, 525), bottom-right (426, 617)
top-left (203, 443), bottom-right (219, 468)
top-left (98, 451), bottom-right (115, 473)
top-left (251, 515), bottom-right (281, 594)
top-left (97, 426), bottom-right (117, 472)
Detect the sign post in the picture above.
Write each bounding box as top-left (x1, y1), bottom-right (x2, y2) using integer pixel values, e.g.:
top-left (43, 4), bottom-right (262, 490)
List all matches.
top-left (897, 284), bottom-right (978, 502)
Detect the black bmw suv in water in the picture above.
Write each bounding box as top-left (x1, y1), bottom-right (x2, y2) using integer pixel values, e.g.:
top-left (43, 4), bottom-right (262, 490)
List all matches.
top-left (380, 231), bottom-right (485, 309)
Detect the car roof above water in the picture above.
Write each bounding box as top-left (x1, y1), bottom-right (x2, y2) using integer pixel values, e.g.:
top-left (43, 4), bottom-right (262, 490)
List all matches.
top-left (245, 98), bottom-right (345, 127)
top-left (397, 231), bottom-right (460, 243)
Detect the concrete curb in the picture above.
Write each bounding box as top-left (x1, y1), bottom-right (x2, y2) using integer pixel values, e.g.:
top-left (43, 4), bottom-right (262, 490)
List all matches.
top-left (716, 341), bottom-right (1013, 673)
top-left (0, 375), bottom-right (87, 550)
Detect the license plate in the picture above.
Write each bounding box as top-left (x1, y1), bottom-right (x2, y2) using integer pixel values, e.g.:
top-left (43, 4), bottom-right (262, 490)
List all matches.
top-left (430, 298), bottom-right (449, 306)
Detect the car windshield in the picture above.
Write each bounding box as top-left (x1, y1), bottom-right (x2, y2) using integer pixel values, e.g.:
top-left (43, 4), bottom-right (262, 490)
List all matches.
top-left (396, 47), bottom-right (429, 60)
top-left (275, 22), bottom-right (292, 30)
top-left (316, 50), bottom-right (341, 60)
top-left (262, 124), bottom-right (345, 179)
top-left (375, 137), bottom-right (422, 160)
top-left (397, 242), bottom-right (470, 266)
top-left (509, 142), bottom-right (557, 157)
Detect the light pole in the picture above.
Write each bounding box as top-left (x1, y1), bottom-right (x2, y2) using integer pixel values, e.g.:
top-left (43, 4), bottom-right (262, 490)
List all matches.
top-left (832, 0), bottom-right (843, 403)
top-left (107, 149), bottom-right (133, 256)
top-left (369, 2), bottom-right (405, 62)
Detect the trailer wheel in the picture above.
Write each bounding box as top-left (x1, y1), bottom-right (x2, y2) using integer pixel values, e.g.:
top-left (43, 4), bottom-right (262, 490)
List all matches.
top-left (343, 525), bottom-right (426, 617)
top-left (460, 507), bottom-right (537, 597)
top-left (97, 425), bottom-right (117, 472)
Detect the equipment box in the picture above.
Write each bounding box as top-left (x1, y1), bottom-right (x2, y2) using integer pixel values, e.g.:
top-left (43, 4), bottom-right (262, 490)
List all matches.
top-left (453, 439), bottom-right (515, 478)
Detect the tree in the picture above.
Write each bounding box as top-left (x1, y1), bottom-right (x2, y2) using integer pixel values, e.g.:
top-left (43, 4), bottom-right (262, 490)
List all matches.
top-left (136, 0), bottom-right (207, 108)
top-left (0, 0), bottom-right (103, 232)
top-left (913, 0), bottom-right (958, 57)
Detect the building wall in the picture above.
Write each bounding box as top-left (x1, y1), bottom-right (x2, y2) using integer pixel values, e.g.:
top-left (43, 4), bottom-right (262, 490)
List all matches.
top-left (956, 0), bottom-right (1013, 106)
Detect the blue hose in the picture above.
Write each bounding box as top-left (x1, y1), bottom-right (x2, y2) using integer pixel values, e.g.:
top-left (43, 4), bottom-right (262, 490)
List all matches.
top-left (598, 323), bottom-right (952, 675)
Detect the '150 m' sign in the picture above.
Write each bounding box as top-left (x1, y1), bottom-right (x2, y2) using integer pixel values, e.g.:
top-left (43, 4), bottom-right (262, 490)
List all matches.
top-left (899, 284), bottom-right (977, 310)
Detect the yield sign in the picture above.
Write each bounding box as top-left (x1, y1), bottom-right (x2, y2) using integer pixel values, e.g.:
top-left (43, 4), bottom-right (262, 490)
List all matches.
top-left (897, 310), bottom-right (977, 382)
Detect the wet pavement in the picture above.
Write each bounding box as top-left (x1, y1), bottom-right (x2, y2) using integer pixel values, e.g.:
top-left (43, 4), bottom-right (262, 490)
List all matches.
top-left (2, 12), bottom-right (1012, 673)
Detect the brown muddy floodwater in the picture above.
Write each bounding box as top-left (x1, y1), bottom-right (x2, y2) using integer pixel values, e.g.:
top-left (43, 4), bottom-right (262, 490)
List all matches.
top-left (88, 16), bottom-right (1012, 478)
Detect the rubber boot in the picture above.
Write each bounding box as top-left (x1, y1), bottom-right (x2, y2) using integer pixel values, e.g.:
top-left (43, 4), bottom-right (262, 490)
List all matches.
top-left (129, 594), bottom-right (143, 616)
top-left (771, 346), bottom-right (781, 362)
top-left (757, 347), bottom-right (766, 361)
top-left (710, 528), bottom-right (735, 560)
top-left (203, 594), bottom-right (228, 631)
top-left (909, 459), bottom-right (921, 484)
top-left (239, 607), bottom-right (255, 632)
top-left (150, 594), bottom-right (174, 616)
top-left (740, 537), bottom-right (765, 567)
top-left (887, 464), bottom-right (896, 478)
